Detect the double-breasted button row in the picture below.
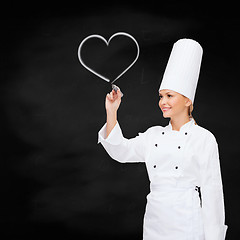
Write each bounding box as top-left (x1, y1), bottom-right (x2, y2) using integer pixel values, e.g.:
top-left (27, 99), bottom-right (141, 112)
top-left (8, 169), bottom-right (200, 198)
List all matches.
top-left (153, 165), bottom-right (179, 170)
top-left (154, 144), bottom-right (182, 149)
top-left (160, 131), bottom-right (188, 135)
top-left (155, 144), bottom-right (181, 149)
top-left (161, 131), bottom-right (188, 135)
top-left (153, 130), bottom-right (188, 169)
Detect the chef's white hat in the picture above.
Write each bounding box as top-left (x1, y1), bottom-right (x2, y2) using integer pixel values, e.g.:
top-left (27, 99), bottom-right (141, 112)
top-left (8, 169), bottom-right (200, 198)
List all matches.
top-left (159, 38), bottom-right (203, 104)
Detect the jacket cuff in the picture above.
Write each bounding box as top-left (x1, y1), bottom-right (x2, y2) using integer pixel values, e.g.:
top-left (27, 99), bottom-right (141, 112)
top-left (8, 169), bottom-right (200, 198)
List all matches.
top-left (97, 122), bottom-right (123, 145)
top-left (204, 224), bottom-right (228, 240)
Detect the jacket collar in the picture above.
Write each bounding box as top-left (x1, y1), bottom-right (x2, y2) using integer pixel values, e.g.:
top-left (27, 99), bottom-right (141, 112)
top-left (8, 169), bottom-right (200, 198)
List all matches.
top-left (166, 118), bottom-right (195, 132)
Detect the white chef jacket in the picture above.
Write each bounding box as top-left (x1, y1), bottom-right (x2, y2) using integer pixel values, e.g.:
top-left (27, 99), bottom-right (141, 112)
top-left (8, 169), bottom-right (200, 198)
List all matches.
top-left (98, 118), bottom-right (228, 240)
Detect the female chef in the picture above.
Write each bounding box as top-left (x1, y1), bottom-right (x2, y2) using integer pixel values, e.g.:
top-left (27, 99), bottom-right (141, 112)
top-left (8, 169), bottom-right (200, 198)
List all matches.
top-left (98, 39), bottom-right (228, 240)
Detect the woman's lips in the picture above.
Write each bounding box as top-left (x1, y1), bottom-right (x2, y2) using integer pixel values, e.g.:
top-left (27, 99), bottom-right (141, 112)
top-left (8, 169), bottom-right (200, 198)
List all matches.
top-left (162, 107), bottom-right (171, 112)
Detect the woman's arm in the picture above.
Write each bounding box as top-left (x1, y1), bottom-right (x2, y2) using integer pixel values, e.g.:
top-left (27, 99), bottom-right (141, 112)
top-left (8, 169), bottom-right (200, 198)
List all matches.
top-left (105, 89), bottom-right (122, 138)
top-left (200, 135), bottom-right (228, 240)
top-left (98, 88), bottom-right (148, 163)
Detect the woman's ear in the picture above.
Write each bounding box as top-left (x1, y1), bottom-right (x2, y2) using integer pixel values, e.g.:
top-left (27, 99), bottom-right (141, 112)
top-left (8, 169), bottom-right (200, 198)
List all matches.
top-left (185, 98), bottom-right (192, 107)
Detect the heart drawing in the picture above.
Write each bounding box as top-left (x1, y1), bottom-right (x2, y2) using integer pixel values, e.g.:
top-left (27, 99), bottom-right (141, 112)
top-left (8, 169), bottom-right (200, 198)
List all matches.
top-left (78, 32), bottom-right (140, 84)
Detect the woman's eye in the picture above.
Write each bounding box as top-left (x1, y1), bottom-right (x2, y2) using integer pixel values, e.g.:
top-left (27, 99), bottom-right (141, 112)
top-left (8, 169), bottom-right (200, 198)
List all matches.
top-left (168, 94), bottom-right (172, 98)
top-left (159, 96), bottom-right (162, 99)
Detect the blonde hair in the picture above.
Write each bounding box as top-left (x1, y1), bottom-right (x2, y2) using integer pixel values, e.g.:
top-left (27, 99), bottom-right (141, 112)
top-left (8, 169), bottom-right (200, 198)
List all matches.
top-left (189, 104), bottom-right (197, 125)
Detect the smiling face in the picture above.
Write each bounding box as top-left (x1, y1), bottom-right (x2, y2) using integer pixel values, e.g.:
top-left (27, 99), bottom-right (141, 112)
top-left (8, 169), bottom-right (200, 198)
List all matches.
top-left (159, 89), bottom-right (192, 119)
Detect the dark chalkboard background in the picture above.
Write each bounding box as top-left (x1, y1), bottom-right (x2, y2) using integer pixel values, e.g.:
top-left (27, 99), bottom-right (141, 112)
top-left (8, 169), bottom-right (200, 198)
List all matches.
top-left (1, 2), bottom-right (239, 239)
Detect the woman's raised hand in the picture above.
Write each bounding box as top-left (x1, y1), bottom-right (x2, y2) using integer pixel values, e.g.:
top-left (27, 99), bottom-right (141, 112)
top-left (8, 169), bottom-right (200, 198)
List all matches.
top-left (105, 89), bottom-right (122, 114)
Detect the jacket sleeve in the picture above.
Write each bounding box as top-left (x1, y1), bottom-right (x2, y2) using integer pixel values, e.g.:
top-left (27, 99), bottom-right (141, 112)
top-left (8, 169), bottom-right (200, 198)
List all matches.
top-left (200, 134), bottom-right (228, 240)
top-left (97, 121), bottom-right (148, 163)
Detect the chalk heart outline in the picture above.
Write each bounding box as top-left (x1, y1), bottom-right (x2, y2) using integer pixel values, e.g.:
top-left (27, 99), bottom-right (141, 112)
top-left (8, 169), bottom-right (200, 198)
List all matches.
top-left (78, 32), bottom-right (140, 84)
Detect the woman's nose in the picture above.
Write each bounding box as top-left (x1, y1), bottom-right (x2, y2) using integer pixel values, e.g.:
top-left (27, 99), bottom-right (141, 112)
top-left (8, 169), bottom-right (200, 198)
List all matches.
top-left (160, 97), bottom-right (167, 105)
